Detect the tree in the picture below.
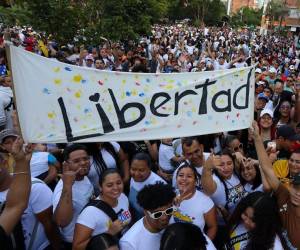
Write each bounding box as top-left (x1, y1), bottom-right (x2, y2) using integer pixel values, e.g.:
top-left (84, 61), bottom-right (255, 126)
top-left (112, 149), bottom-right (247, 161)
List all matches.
top-left (231, 7), bottom-right (262, 27)
top-left (266, 0), bottom-right (289, 28)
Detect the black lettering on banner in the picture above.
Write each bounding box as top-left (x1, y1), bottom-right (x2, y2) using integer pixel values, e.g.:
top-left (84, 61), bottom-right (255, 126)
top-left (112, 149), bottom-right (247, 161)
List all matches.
top-left (233, 68), bottom-right (253, 109)
top-left (212, 89), bottom-right (232, 112)
top-left (174, 90), bottom-right (198, 115)
top-left (108, 88), bottom-right (146, 129)
top-left (195, 79), bottom-right (217, 115)
top-left (150, 92), bottom-right (171, 117)
top-left (58, 97), bottom-right (104, 142)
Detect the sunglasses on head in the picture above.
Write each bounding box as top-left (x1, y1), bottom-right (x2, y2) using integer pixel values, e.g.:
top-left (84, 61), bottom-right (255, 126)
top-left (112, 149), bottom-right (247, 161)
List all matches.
top-left (147, 206), bottom-right (176, 220)
top-left (233, 143), bottom-right (243, 152)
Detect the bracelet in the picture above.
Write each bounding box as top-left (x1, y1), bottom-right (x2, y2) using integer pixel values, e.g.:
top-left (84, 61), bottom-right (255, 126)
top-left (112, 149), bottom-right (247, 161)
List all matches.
top-left (13, 171), bottom-right (29, 175)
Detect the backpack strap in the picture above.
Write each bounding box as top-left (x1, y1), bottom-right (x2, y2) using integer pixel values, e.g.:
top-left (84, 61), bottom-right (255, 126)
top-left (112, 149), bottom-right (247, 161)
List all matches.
top-left (88, 200), bottom-right (118, 221)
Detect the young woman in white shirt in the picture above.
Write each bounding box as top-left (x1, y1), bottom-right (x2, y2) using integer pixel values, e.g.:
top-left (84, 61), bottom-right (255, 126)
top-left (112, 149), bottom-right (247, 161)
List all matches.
top-left (226, 191), bottom-right (285, 250)
top-left (172, 162), bottom-right (217, 241)
top-left (73, 169), bottom-right (131, 250)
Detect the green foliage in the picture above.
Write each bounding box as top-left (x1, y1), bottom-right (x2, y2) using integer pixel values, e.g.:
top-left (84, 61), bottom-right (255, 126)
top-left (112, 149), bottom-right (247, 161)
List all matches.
top-left (230, 7), bottom-right (262, 27)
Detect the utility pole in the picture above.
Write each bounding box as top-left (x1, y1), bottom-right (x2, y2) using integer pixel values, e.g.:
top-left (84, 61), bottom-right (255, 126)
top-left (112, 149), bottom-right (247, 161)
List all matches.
top-left (227, 0), bottom-right (232, 16)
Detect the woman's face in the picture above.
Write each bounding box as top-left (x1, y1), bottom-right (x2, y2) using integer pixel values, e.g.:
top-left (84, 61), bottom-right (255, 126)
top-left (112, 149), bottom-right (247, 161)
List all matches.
top-left (130, 159), bottom-right (151, 183)
top-left (241, 164), bottom-right (257, 183)
top-left (176, 167), bottom-right (197, 194)
top-left (217, 155), bottom-right (234, 180)
top-left (259, 114), bottom-right (273, 129)
top-left (279, 101), bottom-right (291, 118)
top-left (229, 139), bottom-right (244, 155)
top-left (241, 207), bottom-right (256, 231)
top-left (100, 173), bottom-right (123, 200)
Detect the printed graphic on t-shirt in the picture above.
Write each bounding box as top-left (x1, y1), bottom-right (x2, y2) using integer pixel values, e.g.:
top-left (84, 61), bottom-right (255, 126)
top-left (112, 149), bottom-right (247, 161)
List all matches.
top-left (118, 209), bottom-right (131, 226)
top-left (173, 209), bottom-right (193, 223)
top-left (227, 183), bottom-right (247, 207)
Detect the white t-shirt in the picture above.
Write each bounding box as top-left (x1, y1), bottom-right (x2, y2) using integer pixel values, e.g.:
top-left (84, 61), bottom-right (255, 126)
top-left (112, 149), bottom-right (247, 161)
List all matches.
top-left (229, 223), bottom-right (284, 250)
top-left (119, 218), bottom-right (163, 250)
top-left (211, 174), bottom-right (247, 220)
top-left (171, 190), bottom-right (214, 231)
top-left (0, 178), bottom-right (53, 250)
top-left (76, 193), bottom-right (131, 236)
top-left (243, 183), bottom-right (263, 193)
top-left (129, 172), bottom-right (165, 219)
top-left (88, 142), bottom-right (120, 191)
top-left (52, 176), bottom-right (93, 242)
top-left (159, 143), bottom-right (176, 172)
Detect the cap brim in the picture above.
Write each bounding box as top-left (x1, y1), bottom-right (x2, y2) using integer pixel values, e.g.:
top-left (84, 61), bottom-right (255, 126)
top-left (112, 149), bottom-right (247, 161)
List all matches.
top-left (0, 133), bottom-right (18, 144)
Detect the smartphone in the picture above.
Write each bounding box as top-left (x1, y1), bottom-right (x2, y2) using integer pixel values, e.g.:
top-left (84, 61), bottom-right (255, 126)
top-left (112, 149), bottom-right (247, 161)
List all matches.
top-left (267, 141), bottom-right (276, 151)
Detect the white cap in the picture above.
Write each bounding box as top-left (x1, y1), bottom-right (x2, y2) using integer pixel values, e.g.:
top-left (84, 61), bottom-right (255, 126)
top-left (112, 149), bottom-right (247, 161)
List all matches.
top-left (269, 67), bottom-right (277, 74)
top-left (255, 68), bottom-right (262, 74)
top-left (260, 109), bottom-right (273, 118)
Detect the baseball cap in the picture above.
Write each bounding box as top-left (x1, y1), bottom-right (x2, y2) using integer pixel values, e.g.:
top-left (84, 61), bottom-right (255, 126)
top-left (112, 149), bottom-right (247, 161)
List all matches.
top-left (292, 173), bottom-right (300, 185)
top-left (85, 54), bottom-right (94, 61)
top-left (260, 109), bottom-right (273, 118)
top-left (255, 68), bottom-right (262, 74)
top-left (257, 93), bottom-right (269, 102)
top-left (277, 125), bottom-right (300, 141)
top-left (0, 129), bottom-right (19, 144)
top-left (269, 67), bottom-right (277, 74)
top-left (289, 65), bottom-right (295, 70)
top-left (256, 81), bottom-right (266, 86)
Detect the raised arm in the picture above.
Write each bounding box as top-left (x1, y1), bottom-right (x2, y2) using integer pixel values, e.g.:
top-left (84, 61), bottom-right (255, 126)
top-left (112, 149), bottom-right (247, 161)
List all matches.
top-left (201, 155), bottom-right (219, 195)
top-left (0, 138), bottom-right (32, 234)
top-left (250, 121), bottom-right (280, 191)
top-left (53, 164), bottom-right (76, 227)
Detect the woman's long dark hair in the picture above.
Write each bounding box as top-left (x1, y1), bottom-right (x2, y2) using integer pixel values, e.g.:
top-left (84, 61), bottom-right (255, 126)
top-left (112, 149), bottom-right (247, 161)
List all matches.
top-left (240, 164), bottom-right (262, 191)
top-left (228, 192), bottom-right (284, 250)
top-left (83, 142), bottom-right (119, 177)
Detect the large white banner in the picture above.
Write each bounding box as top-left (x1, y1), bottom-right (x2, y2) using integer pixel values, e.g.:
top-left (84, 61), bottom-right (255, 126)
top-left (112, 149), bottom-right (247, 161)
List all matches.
top-left (10, 46), bottom-right (255, 143)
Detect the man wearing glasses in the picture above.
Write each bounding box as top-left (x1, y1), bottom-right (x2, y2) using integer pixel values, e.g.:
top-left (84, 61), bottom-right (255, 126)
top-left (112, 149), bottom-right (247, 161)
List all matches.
top-left (53, 144), bottom-right (93, 250)
top-left (120, 182), bottom-right (176, 250)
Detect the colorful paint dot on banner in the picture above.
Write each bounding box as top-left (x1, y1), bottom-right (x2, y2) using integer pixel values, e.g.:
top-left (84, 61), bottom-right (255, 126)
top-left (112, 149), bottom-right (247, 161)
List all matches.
top-left (84, 108), bottom-right (90, 114)
top-left (66, 87), bottom-right (72, 92)
top-left (143, 98), bottom-right (150, 105)
top-left (159, 83), bottom-right (166, 88)
top-left (177, 82), bottom-right (182, 87)
top-left (47, 134), bottom-right (54, 138)
top-left (115, 71), bottom-right (121, 75)
top-left (187, 111), bottom-right (192, 117)
top-left (97, 80), bottom-right (104, 85)
top-left (161, 106), bottom-right (166, 110)
top-left (74, 91), bottom-right (82, 98)
top-left (226, 115), bottom-right (230, 120)
top-left (37, 134), bottom-right (43, 139)
top-left (122, 79), bottom-right (126, 84)
top-left (177, 124), bottom-right (182, 128)
top-left (132, 89), bottom-right (138, 96)
top-left (193, 121), bottom-right (197, 125)
top-left (53, 67), bottom-right (60, 72)
top-left (184, 101), bottom-right (188, 105)
top-left (54, 79), bottom-right (62, 85)
top-left (218, 99), bottom-right (225, 105)
top-left (150, 117), bottom-right (157, 124)
top-left (135, 81), bottom-right (141, 86)
top-left (232, 120), bottom-right (235, 123)
top-left (81, 125), bottom-right (87, 129)
top-left (81, 79), bottom-right (87, 84)
top-left (64, 67), bottom-right (72, 71)
top-left (139, 92), bottom-right (145, 97)
top-left (47, 112), bottom-right (56, 119)
top-left (140, 128), bottom-right (147, 132)
top-left (236, 113), bottom-right (240, 118)
top-left (168, 79), bottom-right (175, 83)
top-left (146, 78), bottom-right (150, 83)
top-left (208, 115), bottom-right (213, 120)
top-left (73, 74), bottom-right (82, 83)
top-left (166, 84), bottom-right (174, 90)
top-left (126, 91), bottom-right (131, 97)
top-left (121, 92), bottom-right (125, 99)
top-left (192, 107), bottom-right (197, 113)
top-left (131, 112), bottom-right (137, 119)
top-left (42, 88), bottom-right (51, 94)
top-left (145, 121), bottom-right (151, 126)
top-left (108, 105), bottom-right (113, 112)
top-left (76, 105), bottom-right (81, 110)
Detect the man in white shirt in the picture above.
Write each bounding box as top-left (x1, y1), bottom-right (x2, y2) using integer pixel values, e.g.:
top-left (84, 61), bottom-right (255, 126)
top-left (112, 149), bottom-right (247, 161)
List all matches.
top-left (53, 144), bottom-right (93, 249)
top-left (120, 182), bottom-right (176, 250)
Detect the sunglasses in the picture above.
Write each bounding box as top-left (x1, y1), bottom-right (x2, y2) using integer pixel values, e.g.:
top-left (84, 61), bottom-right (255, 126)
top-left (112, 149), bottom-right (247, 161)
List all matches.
top-left (233, 143), bottom-right (243, 152)
top-left (147, 206), bottom-right (176, 220)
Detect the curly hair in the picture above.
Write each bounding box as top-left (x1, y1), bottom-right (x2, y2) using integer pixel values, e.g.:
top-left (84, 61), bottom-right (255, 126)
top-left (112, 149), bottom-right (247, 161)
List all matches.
top-left (228, 191), bottom-right (283, 250)
top-left (137, 182), bottom-right (176, 210)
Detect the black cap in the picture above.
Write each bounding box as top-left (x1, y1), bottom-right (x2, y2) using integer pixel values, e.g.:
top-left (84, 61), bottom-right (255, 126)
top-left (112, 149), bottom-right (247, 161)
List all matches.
top-left (277, 125), bottom-right (300, 141)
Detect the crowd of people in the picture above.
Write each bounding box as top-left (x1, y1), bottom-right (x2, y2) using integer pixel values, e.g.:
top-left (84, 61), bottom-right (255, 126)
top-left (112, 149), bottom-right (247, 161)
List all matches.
top-left (0, 23), bottom-right (300, 250)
